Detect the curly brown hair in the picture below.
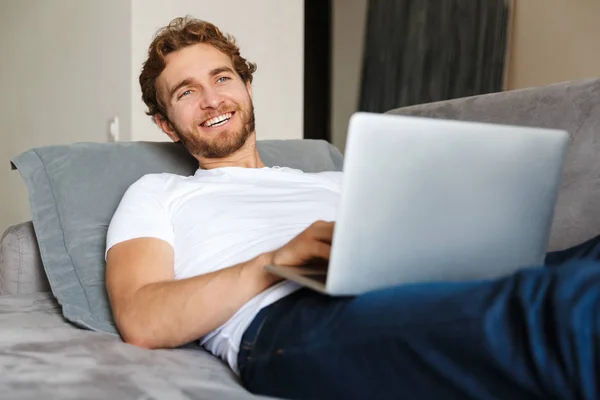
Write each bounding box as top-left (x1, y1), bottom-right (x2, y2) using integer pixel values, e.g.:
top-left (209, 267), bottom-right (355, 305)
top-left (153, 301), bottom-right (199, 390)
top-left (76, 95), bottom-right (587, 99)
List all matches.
top-left (139, 16), bottom-right (257, 120)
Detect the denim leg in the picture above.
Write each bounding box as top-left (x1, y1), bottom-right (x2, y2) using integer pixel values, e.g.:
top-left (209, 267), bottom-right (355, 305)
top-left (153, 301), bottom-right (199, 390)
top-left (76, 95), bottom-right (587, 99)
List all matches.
top-left (239, 260), bottom-right (600, 400)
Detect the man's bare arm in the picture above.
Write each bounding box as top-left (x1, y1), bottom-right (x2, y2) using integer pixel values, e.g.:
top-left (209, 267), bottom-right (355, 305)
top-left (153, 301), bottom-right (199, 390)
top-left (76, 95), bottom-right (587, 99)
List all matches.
top-left (105, 221), bottom-right (334, 349)
top-left (106, 238), bottom-right (280, 349)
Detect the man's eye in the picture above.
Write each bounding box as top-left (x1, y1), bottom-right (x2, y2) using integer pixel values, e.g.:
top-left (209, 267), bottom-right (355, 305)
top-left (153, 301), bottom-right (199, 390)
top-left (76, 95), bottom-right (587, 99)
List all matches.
top-left (217, 76), bottom-right (230, 83)
top-left (180, 90), bottom-right (192, 98)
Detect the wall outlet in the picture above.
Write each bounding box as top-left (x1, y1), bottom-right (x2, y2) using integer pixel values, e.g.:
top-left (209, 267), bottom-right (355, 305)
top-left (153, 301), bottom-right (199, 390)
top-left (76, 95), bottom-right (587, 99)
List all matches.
top-left (108, 117), bottom-right (120, 142)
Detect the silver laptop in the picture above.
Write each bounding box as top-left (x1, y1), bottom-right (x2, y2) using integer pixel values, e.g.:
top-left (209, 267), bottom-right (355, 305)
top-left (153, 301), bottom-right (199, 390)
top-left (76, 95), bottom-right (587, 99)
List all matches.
top-left (265, 112), bottom-right (570, 296)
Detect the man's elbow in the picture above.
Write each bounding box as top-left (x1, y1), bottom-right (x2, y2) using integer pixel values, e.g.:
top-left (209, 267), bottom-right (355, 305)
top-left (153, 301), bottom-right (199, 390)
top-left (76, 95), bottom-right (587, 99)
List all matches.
top-left (116, 315), bottom-right (167, 350)
top-left (122, 331), bottom-right (159, 349)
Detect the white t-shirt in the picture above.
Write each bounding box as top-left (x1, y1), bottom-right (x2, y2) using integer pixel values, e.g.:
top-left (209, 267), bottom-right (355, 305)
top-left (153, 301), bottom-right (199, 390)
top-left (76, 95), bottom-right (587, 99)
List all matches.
top-left (106, 166), bottom-right (342, 374)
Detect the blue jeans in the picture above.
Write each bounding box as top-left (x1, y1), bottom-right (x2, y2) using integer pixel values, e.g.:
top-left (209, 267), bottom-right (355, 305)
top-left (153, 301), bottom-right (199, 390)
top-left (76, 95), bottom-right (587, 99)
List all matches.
top-left (238, 235), bottom-right (600, 400)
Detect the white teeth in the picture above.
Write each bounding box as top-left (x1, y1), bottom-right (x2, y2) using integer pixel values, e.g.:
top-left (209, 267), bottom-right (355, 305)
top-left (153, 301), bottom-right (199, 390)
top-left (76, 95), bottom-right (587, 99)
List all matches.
top-left (211, 119), bottom-right (227, 127)
top-left (203, 112), bottom-right (232, 127)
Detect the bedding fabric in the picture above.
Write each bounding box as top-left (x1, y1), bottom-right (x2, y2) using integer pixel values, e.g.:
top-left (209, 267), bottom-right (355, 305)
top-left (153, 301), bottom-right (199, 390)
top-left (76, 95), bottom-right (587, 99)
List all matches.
top-left (0, 292), bottom-right (272, 399)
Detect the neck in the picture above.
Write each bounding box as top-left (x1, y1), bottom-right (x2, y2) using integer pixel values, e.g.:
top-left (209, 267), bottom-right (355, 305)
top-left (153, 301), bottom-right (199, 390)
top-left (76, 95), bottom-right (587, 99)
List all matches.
top-left (197, 133), bottom-right (265, 170)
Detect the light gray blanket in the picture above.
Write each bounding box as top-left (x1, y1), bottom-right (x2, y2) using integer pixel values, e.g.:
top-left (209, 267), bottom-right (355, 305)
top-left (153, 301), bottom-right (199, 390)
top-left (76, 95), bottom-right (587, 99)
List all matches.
top-left (0, 293), bottom-right (270, 399)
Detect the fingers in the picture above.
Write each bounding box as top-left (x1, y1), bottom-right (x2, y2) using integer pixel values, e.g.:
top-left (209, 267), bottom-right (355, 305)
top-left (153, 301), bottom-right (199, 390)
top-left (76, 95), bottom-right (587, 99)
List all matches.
top-left (307, 220), bottom-right (335, 244)
top-left (272, 232), bottom-right (332, 267)
top-left (273, 220), bottom-right (335, 267)
top-left (311, 220), bottom-right (334, 228)
top-left (311, 241), bottom-right (332, 261)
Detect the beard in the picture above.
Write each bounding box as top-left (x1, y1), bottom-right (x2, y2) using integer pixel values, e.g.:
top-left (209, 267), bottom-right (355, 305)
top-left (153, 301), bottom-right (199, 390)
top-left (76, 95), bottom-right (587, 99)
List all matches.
top-left (173, 100), bottom-right (256, 159)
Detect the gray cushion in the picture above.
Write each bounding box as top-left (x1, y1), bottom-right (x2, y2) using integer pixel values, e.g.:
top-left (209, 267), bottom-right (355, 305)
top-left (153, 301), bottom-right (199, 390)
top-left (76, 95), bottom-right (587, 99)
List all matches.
top-left (11, 140), bottom-right (343, 334)
top-left (387, 78), bottom-right (600, 251)
top-left (0, 222), bottom-right (50, 296)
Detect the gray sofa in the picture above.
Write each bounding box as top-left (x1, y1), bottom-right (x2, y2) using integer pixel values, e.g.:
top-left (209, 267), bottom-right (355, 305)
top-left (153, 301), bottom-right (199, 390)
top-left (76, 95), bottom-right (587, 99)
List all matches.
top-left (1, 78), bottom-right (599, 398)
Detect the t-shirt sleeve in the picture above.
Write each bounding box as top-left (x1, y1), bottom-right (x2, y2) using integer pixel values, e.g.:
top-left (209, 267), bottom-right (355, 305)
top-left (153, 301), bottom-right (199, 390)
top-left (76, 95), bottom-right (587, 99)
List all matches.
top-left (105, 175), bottom-right (174, 259)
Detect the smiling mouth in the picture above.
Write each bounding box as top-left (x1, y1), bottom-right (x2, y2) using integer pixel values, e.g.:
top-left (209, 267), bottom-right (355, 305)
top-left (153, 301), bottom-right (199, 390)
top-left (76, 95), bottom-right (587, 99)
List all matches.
top-left (201, 112), bottom-right (234, 128)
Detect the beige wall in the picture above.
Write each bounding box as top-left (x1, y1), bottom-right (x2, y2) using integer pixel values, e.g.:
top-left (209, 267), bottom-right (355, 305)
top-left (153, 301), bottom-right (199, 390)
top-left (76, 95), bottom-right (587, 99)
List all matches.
top-left (331, 0), bottom-right (368, 153)
top-left (131, 0), bottom-right (304, 142)
top-left (507, 0), bottom-right (600, 90)
top-left (0, 0), bottom-right (132, 233)
top-left (0, 0), bottom-right (303, 233)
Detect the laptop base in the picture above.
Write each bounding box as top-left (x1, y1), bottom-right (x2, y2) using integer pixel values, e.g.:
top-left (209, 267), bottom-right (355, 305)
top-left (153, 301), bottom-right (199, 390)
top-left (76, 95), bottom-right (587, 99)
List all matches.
top-left (264, 264), bottom-right (329, 294)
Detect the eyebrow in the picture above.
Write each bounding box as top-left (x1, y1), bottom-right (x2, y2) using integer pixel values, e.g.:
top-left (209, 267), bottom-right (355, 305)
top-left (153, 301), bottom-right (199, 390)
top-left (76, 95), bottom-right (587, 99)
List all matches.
top-left (209, 66), bottom-right (236, 77)
top-left (168, 78), bottom-right (195, 101)
top-left (167, 66), bottom-right (237, 101)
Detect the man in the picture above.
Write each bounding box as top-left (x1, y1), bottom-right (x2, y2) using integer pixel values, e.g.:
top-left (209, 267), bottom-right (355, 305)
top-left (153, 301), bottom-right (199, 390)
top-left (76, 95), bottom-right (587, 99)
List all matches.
top-left (106, 16), bottom-right (600, 399)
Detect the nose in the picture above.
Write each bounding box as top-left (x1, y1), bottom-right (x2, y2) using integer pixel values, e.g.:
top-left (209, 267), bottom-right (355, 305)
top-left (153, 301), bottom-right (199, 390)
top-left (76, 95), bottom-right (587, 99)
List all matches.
top-left (198, 86), bottom-right (224, 110)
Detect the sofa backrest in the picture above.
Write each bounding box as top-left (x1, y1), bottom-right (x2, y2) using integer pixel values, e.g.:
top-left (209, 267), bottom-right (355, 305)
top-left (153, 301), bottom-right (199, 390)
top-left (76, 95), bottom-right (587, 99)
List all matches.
top-left (388, 78), bottom-right (600, 252)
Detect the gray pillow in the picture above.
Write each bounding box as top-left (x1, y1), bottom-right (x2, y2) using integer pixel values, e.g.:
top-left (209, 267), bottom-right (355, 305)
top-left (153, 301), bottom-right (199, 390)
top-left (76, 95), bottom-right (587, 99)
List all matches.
top-left (11, 140), bottom-right (343, 334)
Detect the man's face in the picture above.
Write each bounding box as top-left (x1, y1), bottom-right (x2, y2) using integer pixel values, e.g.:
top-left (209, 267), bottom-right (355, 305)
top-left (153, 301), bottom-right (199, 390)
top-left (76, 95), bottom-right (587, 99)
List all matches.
top-left (156, 43), bottom-right (255, 158)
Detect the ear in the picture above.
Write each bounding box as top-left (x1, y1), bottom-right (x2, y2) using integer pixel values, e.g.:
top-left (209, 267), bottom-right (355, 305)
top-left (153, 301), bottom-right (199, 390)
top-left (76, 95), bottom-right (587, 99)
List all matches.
top-left (246, 82), bottom-right (253, 99)
top-left (154, 114), bottom-right (180, 142)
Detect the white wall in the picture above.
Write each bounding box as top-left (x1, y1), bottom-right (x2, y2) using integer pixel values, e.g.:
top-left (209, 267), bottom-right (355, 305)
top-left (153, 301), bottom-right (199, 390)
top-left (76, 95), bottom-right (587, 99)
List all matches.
top-left (131, 0), bottom-right (304, 142)
top-left (331, 0), bottom-right (368, 153)
top-left (0, 0), bottom-right (131, 233)
top-left (507, 0), bottom-right (600, 90)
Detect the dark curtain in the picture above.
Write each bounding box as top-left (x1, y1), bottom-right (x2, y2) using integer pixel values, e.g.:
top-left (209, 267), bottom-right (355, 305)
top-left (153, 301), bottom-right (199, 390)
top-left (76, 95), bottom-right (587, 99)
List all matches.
top-left (359, 0), bottom-right (510, 112)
